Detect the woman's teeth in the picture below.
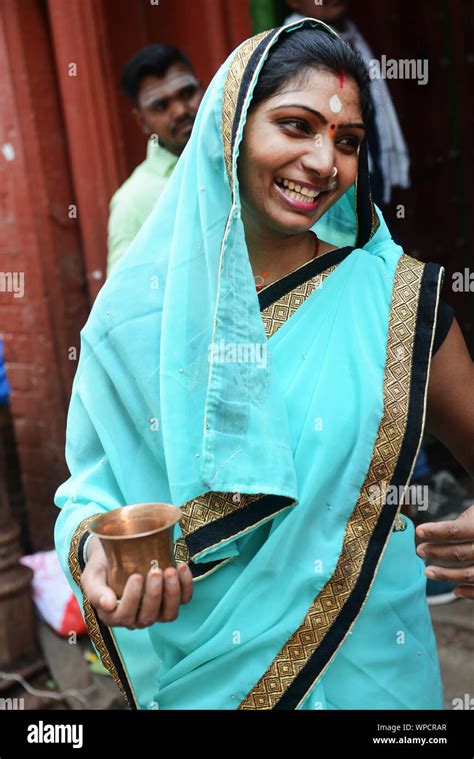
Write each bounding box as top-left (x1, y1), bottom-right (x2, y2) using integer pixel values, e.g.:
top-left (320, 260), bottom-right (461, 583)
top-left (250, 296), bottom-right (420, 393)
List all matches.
top-left (275, 178), bottom-right (321, 204)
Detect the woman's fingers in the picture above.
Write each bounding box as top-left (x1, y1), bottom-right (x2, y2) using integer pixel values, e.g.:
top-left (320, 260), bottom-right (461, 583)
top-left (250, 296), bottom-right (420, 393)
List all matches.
top-left (135, 569), bottom-right (164, 628)
top-left (177, 562), bottom-right (193, 604)
top-left (81, 553), bottom-right (117, 612)
top-left (127, 564), bottom-right (192, 627)
top-left (97, 573), bottom-right (144, 628)
top-left (158, 567), bottom-right (181, 622)
top-left (417, 541), bottom-right (474, 563)
top-left (85, 561), bottom-right (193, 628)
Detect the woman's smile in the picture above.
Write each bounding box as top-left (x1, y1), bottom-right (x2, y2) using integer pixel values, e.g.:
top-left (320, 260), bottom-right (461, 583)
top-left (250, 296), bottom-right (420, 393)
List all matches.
top-left (239, 70), bottom-right (365, 235)
top-left (273, 176), bottom-right (332, 214)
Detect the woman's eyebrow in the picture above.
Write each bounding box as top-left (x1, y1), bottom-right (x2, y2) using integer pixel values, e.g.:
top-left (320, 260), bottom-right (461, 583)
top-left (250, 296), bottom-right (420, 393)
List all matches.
top-left (268, 104), bottom-right (365, 130)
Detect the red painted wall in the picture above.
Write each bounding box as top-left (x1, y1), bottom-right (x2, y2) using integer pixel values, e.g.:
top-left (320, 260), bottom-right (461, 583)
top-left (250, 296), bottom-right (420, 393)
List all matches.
top-left (0, 0), bottom-right (252, 551)
top-left (0, 0), bottom-right (90, 549)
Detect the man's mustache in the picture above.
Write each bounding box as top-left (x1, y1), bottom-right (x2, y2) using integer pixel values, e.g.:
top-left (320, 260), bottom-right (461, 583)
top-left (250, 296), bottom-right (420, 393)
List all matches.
top-left (172, 116), bottom-right (195, 136)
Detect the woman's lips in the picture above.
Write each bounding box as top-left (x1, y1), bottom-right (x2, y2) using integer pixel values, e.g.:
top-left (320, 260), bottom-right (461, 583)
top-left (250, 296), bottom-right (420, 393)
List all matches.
top-left (273, 180), bottom-right (325, 213)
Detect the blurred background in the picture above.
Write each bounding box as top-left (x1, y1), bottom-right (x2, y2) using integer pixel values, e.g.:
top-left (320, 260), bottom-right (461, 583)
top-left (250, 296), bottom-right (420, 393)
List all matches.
top-left (0, 0), bottom-right (472, 710)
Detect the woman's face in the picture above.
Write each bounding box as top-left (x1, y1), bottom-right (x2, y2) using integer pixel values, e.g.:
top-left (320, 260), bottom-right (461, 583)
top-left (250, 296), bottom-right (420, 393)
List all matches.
top-left (238, 69), bottom-right (366, 236)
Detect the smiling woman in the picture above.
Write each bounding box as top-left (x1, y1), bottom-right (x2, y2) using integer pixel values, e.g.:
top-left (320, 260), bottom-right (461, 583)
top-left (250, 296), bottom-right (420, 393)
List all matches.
top-left (238, 28), bottom-right (370, 285)
top-left (53, 18), bottom-right (473, 711)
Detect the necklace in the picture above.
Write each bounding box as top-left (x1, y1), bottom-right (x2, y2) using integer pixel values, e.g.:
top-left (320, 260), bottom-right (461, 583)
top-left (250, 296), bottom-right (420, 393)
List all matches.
top-left (255, 232), bottom-right (320, 292)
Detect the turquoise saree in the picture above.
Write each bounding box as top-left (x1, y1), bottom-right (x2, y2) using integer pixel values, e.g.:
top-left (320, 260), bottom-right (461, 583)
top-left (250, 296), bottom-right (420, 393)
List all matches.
top-left (54, 19), bottom-right (445, 710)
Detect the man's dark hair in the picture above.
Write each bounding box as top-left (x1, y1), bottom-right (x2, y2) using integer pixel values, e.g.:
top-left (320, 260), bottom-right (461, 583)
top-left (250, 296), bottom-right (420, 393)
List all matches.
top-left (121, 44), bottom-right (193, 104)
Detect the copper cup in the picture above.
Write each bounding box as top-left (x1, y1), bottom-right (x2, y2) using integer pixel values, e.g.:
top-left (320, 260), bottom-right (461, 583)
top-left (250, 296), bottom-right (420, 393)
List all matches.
top-left (89, 503), bottom-right (182, 599)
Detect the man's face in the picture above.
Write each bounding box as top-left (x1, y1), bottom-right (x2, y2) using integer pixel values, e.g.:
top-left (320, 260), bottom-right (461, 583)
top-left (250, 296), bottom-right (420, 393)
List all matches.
top-left (133, 62), bottom-right (203, 156)
top-left (287, 0), bottom-right (349, 25)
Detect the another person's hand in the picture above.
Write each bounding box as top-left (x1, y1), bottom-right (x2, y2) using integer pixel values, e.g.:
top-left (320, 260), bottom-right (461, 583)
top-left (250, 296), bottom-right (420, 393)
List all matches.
top-left (416, 504), bottom-right (474, 600)
top-left (80, 536), bottom-right (193, 628)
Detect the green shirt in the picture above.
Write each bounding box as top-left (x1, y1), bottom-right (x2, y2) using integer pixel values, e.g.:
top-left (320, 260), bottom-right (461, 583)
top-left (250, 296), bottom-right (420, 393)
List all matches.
top-left (106, 138), bottom-right (178, 276)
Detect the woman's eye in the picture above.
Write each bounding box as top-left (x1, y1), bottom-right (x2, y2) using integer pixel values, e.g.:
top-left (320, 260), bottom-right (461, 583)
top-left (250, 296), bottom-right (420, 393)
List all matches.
top-left (280, 119), bottom-right (310, 133)
top-left (337, 137), bottom-right (361, 150)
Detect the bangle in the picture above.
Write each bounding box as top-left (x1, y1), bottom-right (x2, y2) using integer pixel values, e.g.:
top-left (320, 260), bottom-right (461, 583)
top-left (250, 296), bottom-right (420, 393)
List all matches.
top-left (83, 534), bottom-right (94, 563)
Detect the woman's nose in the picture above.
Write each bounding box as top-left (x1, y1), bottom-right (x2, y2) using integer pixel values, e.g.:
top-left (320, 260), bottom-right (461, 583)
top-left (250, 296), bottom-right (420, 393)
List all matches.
top-left (301, 136), bottom-right (336, 179)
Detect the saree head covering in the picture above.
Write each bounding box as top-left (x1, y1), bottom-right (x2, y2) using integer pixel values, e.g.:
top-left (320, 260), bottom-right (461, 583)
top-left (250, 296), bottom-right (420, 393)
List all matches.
top-left (54, 19), bottom-right (445, 710)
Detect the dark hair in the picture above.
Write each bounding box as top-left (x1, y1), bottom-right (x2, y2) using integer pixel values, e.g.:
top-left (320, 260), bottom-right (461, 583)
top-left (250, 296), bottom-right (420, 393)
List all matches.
top-left (250, 28), bottom-right (372, 122)
top-left (120, 44), bottom-right (193, 104)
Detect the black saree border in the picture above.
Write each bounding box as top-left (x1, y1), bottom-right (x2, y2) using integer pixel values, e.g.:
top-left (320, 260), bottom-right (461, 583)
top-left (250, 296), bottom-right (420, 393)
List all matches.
top-left (78, 533), bottom-right (138, 711)
top-left (68, 517), bottom-right (139, 710)
top-left (188, 555), bottom-right (232, 581)
top-left (230, 29), bottom-right (277, 170)
top-left (355, 138), bottom-right (380, 247)
top-left (258, 245), bottom-right (355, 310)
top-left (222, 30), bottom-right (274, 184)
top-left (274, 260), bottom-right (443, 710)
top-left (391, 262), bottom-right (443, 487)
top-left (238, 254), bottom-right (444, 710)
top-left (173, 532), bottom-right (230, 580)
top-left (183, 494), bottom-right (296, 561)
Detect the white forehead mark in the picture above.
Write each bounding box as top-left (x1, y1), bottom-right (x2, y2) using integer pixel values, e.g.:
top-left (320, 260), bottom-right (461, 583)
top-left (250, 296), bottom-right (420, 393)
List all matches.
top-left (140, 74), bottom-right (199, 107)
top-left (329, 95), bottom-right (342, 113)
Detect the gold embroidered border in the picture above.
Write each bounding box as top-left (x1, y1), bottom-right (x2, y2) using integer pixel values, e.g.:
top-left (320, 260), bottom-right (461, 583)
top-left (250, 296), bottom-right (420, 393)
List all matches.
top-left (175, 490), bottom-right (299, 579)
top-left (370, 197), bottom-right (381, 239)
top-left (222, 31), bottom-right (270, 185)
top-left (393, 513), bottom-right (407, 531)
top-left (179, 491), bottom-right (263, 537)
top-left (261, 265), bottom-right (339, 339)
top-left (261, 264), bottom-right (407, 534)
top-left (174, 535), bottom-right (191, 564)
top-left (174, 533), bottom-right (234, 582)
top-left (68, 515), bottom-right (133, 707)
top-left (177, 490), bottom-right (268, 559)
top-left (238, 254), bottom-right (424, 709)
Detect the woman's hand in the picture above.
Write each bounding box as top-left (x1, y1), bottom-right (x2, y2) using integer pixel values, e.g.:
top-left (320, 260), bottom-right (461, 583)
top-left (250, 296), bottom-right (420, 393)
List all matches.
top-left (416, 504), bottom-right (474, 600)
top-left (80, 536), bottom-right (193, 628)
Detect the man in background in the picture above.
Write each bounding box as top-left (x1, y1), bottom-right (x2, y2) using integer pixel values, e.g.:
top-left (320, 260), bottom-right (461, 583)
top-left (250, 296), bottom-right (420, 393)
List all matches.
top-left (107, 44), bottom-right (203, 275)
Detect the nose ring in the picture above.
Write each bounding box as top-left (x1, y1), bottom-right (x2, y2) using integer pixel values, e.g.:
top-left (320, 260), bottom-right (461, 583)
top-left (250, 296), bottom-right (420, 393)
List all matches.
top-left (331, 167), bottom-right (338, 177)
